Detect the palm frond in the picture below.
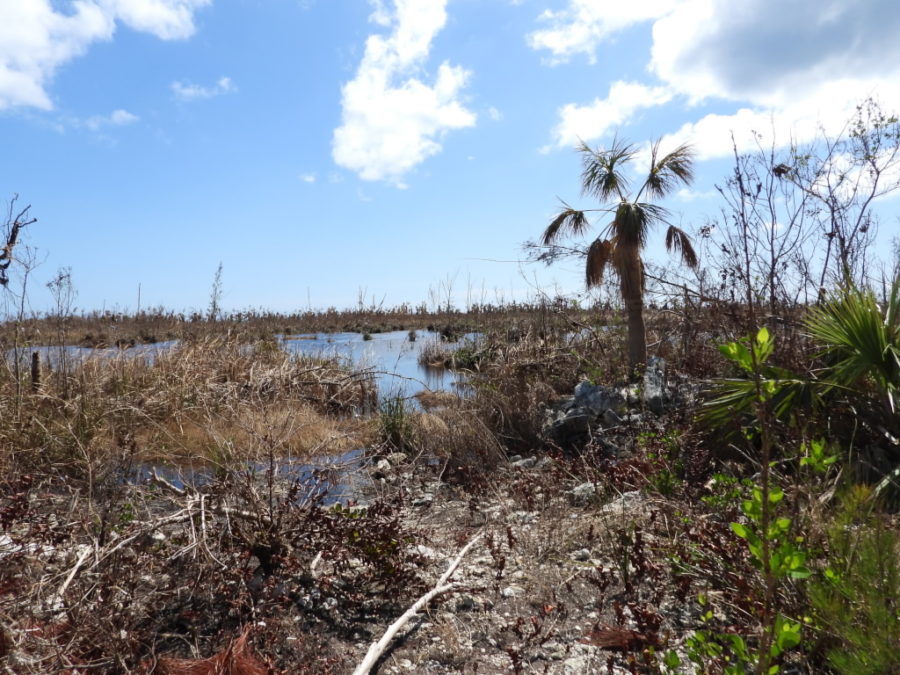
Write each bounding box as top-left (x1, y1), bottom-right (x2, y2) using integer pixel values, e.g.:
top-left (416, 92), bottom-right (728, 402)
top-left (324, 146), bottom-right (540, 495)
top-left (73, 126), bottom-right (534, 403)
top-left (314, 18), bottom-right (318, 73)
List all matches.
top-left (886, 274), bottom-right (900, 336)
top-left (542, 203), bottom-right (589, 245)
top-left (665, 225), bottom-right (699, 268)
top-left (585, 238), bottom-right (613, 288)
top-left (579, 136), bottom-right (636, 202)
top-left (805, 280), bottom-right (900, 412)
top-left (642, 141), bottom-right (696, 200)
top-left (702, 371), bottom-right (823, 437)
top-left (612, 202), bottom-right (668, 248)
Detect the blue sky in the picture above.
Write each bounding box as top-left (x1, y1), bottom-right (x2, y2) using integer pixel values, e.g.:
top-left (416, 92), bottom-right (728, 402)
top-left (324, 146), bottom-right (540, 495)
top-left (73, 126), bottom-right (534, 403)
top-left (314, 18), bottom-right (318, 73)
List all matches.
top-left (2, 0), bottom-right (899, 315)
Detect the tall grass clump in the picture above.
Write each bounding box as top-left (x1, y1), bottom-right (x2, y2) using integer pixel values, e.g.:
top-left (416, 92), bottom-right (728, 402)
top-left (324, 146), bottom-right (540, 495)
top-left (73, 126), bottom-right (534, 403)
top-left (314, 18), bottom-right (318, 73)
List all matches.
top-left (417, 338), bottom-right (455, 369)
top-left (377, 393), bottom-right (414, 453)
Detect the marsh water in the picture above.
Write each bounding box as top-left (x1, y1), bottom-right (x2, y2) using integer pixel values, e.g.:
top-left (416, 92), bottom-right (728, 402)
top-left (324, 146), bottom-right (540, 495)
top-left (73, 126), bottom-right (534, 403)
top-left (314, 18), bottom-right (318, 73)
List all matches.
top-left (13, 330), bottom-right (470, 401)
top-left (279, 329), bottom-right (472, 401)
top-left (12, 330), bottom-right (474, 502)
top-left (136, 447), bottom-right (366, 506)
top-left (10, 340), bottom-right (178, 369)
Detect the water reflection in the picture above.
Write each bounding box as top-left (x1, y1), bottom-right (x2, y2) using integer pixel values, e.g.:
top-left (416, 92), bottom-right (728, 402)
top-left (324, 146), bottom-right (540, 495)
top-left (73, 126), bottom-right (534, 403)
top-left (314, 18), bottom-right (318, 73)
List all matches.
top-left (136, 448), bottom-right (365, 506)
top-left (279, 330), bottom-right (472, 400)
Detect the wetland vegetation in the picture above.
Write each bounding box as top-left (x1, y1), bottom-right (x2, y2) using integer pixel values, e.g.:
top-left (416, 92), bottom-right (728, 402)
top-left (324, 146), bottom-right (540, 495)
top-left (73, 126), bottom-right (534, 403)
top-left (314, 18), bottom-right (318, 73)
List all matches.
top-left (1, 104), bottom-right (899, 674)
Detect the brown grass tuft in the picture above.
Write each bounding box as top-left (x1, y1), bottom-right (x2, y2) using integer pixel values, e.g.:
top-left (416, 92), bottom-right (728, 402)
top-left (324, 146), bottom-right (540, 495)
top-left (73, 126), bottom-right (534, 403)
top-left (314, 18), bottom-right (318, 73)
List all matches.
top-left (148, 628), bottom-right (268, 675)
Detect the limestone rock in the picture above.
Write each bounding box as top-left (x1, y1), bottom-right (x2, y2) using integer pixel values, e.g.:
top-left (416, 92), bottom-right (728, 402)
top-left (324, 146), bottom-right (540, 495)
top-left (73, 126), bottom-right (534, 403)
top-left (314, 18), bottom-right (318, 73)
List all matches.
top-left (642, 356), bottom-right (667, 415)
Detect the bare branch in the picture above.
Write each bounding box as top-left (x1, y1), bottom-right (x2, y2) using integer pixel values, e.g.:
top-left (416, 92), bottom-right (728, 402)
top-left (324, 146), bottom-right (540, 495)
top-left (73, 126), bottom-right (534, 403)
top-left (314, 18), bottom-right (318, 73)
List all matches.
top-left (353, 531), bottom-right (484, 675)
top-left (1, 196), bottom-right (37, 286)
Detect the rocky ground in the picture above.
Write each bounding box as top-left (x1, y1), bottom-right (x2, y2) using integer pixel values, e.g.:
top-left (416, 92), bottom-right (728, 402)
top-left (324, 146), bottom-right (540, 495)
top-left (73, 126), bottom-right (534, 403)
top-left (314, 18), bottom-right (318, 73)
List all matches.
top-left (0, 361), bottom-right (793, 673)
top-left (355, 454), bottom-right (696, 674)
top-left (317, 363), bottom-right (738, 674)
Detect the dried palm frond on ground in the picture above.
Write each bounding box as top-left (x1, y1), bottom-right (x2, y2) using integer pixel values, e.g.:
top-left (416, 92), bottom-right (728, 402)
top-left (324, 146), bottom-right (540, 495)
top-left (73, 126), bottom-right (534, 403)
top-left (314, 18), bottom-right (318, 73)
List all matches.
top-left (147, 628), bottom-right (268, 675)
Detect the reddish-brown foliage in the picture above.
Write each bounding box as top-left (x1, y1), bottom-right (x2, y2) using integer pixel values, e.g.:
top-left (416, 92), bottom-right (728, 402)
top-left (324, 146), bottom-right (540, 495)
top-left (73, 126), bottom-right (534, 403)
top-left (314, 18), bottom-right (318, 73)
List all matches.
top-left (147, 628), bottom-right (269, 675)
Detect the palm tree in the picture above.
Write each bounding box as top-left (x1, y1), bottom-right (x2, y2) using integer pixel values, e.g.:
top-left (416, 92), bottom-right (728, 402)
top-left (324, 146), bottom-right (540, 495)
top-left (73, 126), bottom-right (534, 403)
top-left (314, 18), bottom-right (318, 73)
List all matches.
top-left (542, 137), bottom-right (699, 374)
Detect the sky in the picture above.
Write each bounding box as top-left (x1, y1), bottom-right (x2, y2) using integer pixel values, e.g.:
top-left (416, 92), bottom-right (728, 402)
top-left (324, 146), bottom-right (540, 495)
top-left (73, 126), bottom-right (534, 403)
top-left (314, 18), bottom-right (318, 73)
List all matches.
top-left (1, 0), bottom-right (899, 315)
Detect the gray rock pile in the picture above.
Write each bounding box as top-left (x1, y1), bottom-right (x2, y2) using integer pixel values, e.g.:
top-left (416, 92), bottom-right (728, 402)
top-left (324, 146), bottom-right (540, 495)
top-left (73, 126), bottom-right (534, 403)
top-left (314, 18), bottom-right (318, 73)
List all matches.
top-left (541, 357), bottom-right (696, 452)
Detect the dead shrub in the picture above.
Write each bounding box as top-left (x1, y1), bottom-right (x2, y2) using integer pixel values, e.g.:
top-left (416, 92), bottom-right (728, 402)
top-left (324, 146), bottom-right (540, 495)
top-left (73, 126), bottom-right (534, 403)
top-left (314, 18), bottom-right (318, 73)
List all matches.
top-left (410, 404), bottom-right (506, 485)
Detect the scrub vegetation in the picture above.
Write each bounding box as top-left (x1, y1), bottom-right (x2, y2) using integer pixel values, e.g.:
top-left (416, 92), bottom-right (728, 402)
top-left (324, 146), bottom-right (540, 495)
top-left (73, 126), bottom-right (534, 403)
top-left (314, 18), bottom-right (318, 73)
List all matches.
top-left (1, 101), bottom-right (899, 674)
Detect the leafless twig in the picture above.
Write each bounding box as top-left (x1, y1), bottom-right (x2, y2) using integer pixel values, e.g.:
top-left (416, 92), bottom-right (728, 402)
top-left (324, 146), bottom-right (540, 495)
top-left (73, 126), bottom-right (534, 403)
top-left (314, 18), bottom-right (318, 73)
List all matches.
top-left (352, 531), bottom-right (484, 675)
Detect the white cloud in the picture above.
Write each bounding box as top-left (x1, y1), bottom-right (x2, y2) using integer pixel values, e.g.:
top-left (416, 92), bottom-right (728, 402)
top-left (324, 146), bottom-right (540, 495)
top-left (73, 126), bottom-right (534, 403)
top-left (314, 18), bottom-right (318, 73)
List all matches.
top-left (675, 187), bottom-right (716, 202)
top-left (171, 76), bottom-right (236, 101)
top-left (101, 0), bottom-right (210, 40)
top-left (547, 81), bottom-right (672, 149)
top-left (657, 81), bottom-right (900, 162)
top-left (528, 0), bottom-right (675, 64)
top-left (649, 0), bottom-right (900, 106)
top-left (534, 0), bottom-right (900, 161)
top-left (332, 0), bottom-right (476, 184)
top-left (85, 108), bottom-right (139, 130)
top-left (647, 0), bottom-right (900, 158)
top-left (367, 0), bottom-right (393, 27)
top-left (0, 0), bottom-right (210, 111)
top-left (488, 106), bottom-right (503, 121)
top-left (299, 172), bottom-right (317, 183)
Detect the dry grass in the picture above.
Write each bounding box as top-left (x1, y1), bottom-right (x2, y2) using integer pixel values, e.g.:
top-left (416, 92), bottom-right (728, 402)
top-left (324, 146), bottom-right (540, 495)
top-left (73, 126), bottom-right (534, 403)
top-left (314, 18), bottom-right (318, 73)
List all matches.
top-left (0, 329), bottom-right (416, 673)
top-left (2, 335), bottom-right (375, 477)
top-left (413, 390), bottom-right (460, 410)
top-left (134, 403), bottom-right (369, 465)
top-left (416, 338), bottom-right (456, 369)
top-left (1, 300), bottom-right (606, 349)
top-left (408, 403), bottom-right (507, 483)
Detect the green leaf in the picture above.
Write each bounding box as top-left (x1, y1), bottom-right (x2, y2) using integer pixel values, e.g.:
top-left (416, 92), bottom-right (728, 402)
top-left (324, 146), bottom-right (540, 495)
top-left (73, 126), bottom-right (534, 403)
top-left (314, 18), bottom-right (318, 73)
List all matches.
top-left (755, 326), bottom-right (775, 364)
top-left (774, 615), bottom-right (802, 652)
top-left (731, 522), bottom-right (750, 539)
top-left (742, 497), bottom-right (762, 520)
top-left (720, 341), bottom-right (753, 372)
top-left (664, 651), bottom-right (681, 668)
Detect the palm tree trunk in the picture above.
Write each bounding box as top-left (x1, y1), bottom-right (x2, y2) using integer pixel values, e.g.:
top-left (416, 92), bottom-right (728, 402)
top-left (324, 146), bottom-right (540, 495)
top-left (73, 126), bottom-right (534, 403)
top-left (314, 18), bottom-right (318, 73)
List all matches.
top-left (624, 292), bottom-right (647, 377)
top-left (617, 246), bottom-right (647, 377)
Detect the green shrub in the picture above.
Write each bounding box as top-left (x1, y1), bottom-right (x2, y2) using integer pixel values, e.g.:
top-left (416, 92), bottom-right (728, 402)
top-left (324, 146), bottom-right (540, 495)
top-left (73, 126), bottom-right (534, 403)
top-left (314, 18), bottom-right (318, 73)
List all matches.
top-left (809, 486), bottom-right (900, 674)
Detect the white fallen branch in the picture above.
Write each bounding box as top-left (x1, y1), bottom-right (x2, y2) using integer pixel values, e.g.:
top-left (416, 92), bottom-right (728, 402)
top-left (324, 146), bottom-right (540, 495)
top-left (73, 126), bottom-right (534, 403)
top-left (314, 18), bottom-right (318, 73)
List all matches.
top-left (56, 546), bottom-right (92, 599)
top-left (352, 531), bottom-right (484, 675)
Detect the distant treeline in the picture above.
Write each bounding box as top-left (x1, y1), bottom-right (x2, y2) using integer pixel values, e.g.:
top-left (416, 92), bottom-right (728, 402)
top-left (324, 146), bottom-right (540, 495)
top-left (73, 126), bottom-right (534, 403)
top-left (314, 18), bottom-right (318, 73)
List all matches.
top-left (0, 298), bottom-right (617, 348)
